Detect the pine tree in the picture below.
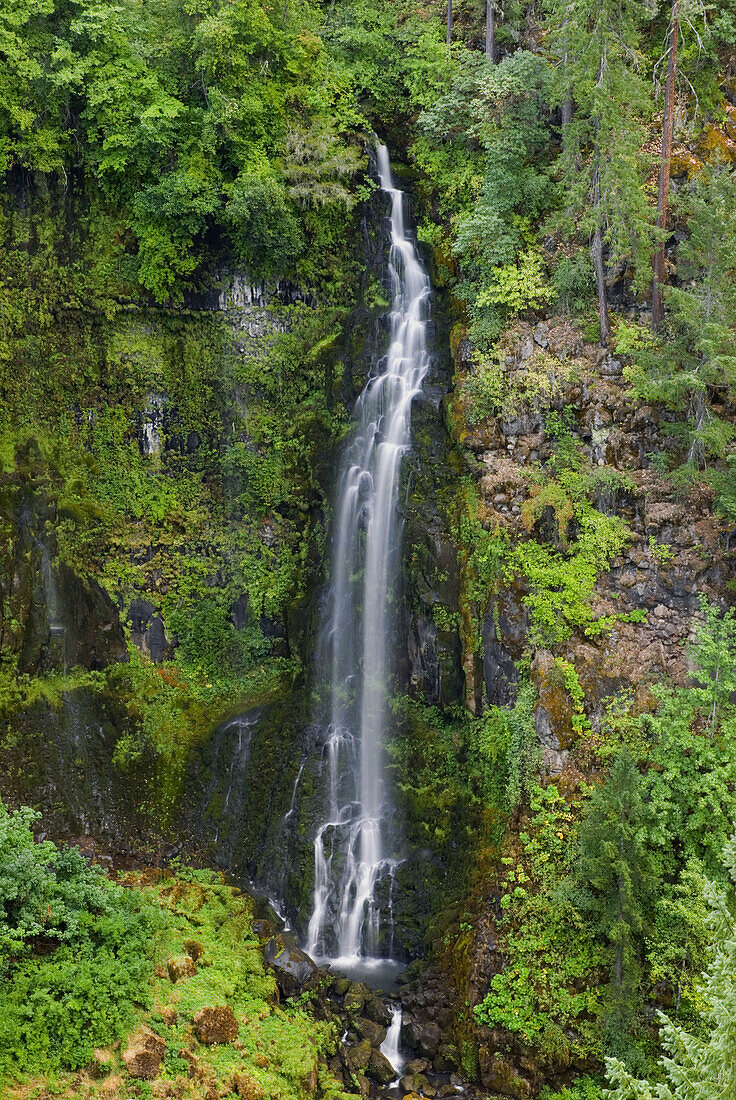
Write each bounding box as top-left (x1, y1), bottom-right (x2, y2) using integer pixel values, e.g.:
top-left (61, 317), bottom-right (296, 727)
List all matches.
top-left (574, 753), bottom-right (658, 1055)
top-left (652, 0), bottom-right (681, 330)
top-left (629, 167), bottom-right (736, 468)
top-left (546, 0), bottom-right (654, 346)
top-left (606, 830), bottom-right (736, 1098)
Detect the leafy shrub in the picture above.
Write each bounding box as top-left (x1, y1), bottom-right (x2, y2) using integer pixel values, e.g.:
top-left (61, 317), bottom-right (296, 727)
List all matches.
top-left (0, 801), bottom-right (159, 1077)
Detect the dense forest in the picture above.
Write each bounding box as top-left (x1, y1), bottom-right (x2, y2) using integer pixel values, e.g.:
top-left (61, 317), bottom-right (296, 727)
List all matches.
top-left (1, 0), bottom-right (736, 1098)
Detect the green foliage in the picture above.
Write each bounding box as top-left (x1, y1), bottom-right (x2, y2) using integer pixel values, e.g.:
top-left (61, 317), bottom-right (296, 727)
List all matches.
top-left (0, 800), bottom-right (159, 1076)
top-left (419, 49), bottom-right (553, 346)
top-left (572, 755), bottom-right (659, 1059)
top-left (606, 830), bottom-right (736, 1099)
top-left (0, 0), bottom-right (367, 301)
top-left (544, 0), bottom-right (655, 296)
top-left (688, 593), bottom-right (736, 729)
top-left (475, 783), bottom-right (604, 1061)
top-left (513, 422), bottom-right (634, 647)
top-left (479, 678), bottom-right (541, 810)
top-left (624, 167), bottom-right (736, 474)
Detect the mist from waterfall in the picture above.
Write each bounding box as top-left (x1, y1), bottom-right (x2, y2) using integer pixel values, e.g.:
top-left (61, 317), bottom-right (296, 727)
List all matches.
top-left (305, 143), bottom-right (431, 967)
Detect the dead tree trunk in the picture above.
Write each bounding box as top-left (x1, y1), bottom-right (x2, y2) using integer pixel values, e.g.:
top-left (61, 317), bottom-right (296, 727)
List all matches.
top-left (591, 163), bottom-right (611, 347)
top-left (485, 0), bottom-right (495, 61)
top-left (652, 0), bottom-right (680, 330)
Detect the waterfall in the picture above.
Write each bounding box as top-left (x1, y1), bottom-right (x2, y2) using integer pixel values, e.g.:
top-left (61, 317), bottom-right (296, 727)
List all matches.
top-left (380, 1005), bottom-right (405, 1078)
top-left (305, 144), bottom-right (430, 965)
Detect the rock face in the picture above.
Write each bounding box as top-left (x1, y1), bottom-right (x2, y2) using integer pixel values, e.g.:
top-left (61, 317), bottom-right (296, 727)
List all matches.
top-left (457, 318), bottom-right (736, 738)
top-left (7, 491), bottom-right (128, 676)
top-left (193, 1005), bottom-right (239, 1044)
top-left (122, 1026), bottom-right (166, 1079)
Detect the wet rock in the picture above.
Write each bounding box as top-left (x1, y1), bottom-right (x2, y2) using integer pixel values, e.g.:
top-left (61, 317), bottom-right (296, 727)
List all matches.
top-left (405, 1058), bottom-right (430, 1074)
top-left (122, 1026), bottom-right (166, 1079)
top-left (355, 1074), bottom-right (371, 1100)
top-left (365, 995), bottom-right (392, 1026)
top-left (329, 1055), bottom-right (344, 1085)
top-left (263, 933), bottom-right (317, 998)
top-left (434, 1043), bottom-right (460, 1071)
top-left (354, 1015), bottom-right (387, 1047)
top-left (402, 1073), bottom-right (430, 1093)
top-left (418, 1021), bottom-right (442, 1059)
top-left (183, 939), bottom-right (205, 961)
top-left (346, 1040), bottom-right (372, 1074)
top-left (333, 977), bottom-right (351, 996)
top-left (343, 981), bottom-right (369, 1015)
top-left (366, 1049), bottom-right (397, 1084)
top-left (480, 1053), bottom-right (532, 1098)
top-left (193, 1005), bottom-right (239, 1044)
top-left (167, 955), bottom-right (197, 982)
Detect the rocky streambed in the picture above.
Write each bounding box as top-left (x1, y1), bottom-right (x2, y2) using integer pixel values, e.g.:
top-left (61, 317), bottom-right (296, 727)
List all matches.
top-left (261, 929), bottom-right (476, 1100)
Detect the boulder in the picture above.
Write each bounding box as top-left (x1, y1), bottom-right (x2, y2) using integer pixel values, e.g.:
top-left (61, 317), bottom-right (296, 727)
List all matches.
top-left (263, 933), bottom-right (317, 998)
top-left (418, 1020), bottom-right (442, 1059)
top-left (480, 1054), bottom-right (532, 1099)
top-left (234, 1071), bottom-right (265, 1099)
top-left (366, 1049), bottom-right (397, 1084)
top-left (434, 1043), bottom-right (460, 1072)
top-left (122, 1026), bottom-right (166, 1079)
top-left (343, 981), bottom-right (369, 1015)
top-left (193, 1005), bottom-right (239, 1044)
top-left (167, 955), bottom-right (197, 982)
top-left (365, 995), bottom-right (392, 1027)
top-left (353, 1015), bottom-right (387, 1047)
top-left (345, 1039), bottom-right (372, 1074)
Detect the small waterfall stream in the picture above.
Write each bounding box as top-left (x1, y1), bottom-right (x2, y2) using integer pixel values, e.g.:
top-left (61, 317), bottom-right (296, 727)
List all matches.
top-left (380, 1005), bottom-right (405, 1079)
top-left (305, 144), bottom-right (431, 968)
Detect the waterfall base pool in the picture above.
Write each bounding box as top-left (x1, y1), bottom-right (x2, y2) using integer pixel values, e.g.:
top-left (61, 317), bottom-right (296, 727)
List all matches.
top-left (315, 954), bottom-right (405, 992)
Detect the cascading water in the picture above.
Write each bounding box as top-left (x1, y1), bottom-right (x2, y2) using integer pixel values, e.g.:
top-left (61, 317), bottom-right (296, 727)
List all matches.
top-left (380, 1005), bottom-right (405, 1078)
top-left (305, 144), bottom-right (431, 968)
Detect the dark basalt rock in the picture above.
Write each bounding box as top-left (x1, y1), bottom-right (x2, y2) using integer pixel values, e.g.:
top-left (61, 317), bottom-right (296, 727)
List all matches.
top-left (366, 1049), bottom-right (396, 1084)
top-left (263, 933), bottom-right (318, 999)
top-left (353, 1016), bottom-right (387, 1048)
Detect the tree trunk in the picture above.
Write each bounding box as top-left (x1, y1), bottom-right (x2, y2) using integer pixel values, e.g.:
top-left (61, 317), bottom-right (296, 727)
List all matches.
top-left (446, 0), bottom-right (452, 45)
top-left (652, 0), bottom-right (680, 330)
top-left (560, 22), bottom-right (573, 145)
top-left (485, 0), bottom-right (495, 61)
top-left (591, 164), bottom-right (610, 347)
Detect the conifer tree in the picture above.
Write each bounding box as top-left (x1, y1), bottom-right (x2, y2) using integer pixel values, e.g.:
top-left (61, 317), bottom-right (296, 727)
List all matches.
top-left (546, 0), bottom-right (654, 346)
top-left (573, 753), bottom-right (658, 1054)
top-left (629, 167), bottom-right (736, 468)
top-left (652, 0), bottom-right (681, 330)
top-left (606, 830), bottom-right (736, 1098)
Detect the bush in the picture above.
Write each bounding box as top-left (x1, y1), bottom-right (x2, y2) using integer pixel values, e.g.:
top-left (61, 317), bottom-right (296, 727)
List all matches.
top-left (0, 800), bottom-right (159, 1077)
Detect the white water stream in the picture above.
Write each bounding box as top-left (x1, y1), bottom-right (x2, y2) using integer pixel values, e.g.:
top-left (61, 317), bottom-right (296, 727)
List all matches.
top-left (305, 144), bottom-right (430, 967)
top-left (380, 1005), bottom-right (405, 1078)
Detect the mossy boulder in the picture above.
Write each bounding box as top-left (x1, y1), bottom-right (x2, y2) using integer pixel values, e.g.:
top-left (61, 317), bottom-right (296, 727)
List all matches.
top-left (193, 1005), bottom-right (239, 1044)
top-left (122, 1026), bottom-right (166, 1079)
